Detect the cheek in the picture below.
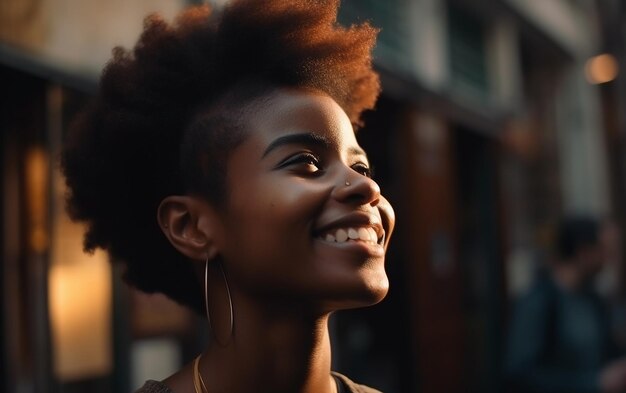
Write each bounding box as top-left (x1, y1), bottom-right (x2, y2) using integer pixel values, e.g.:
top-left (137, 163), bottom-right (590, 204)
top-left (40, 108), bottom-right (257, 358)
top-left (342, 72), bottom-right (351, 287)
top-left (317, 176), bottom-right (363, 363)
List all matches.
top-left (377, 195), bottom-right (396, 242)
top-left (222, 177), bottom-right (331, 273)
top-left (240, 177), bottom-right (327, 228)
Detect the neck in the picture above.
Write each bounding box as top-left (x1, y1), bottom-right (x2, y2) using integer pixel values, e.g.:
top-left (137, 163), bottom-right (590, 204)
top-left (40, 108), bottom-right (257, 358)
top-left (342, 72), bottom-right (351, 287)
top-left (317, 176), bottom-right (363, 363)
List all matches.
top-left (199, 295), bottom-right (336, 393)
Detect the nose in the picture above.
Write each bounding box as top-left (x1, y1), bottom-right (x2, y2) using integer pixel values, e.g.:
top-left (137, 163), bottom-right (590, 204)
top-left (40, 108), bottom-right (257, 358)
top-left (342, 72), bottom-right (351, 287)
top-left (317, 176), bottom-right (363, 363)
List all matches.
top-left (331, 170), bottom-right (381, 207)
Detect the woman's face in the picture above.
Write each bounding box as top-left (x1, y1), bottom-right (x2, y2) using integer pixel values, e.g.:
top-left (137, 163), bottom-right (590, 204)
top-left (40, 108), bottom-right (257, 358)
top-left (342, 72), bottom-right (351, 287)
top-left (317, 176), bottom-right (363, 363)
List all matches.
top-left (218, 88), bottom-right (395, 311)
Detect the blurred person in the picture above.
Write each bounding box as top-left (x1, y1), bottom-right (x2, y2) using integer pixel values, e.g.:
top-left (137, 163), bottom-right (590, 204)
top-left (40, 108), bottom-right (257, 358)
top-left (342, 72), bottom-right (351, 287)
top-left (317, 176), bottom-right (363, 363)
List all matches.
top-left (61, 1), bottom-right (395, 393)
top-left (506, 216), bottom-right (626, 393)
top-left (597, 219), bottom-right (626, 354)
top-left (595, 220), bottom-right (622, 299)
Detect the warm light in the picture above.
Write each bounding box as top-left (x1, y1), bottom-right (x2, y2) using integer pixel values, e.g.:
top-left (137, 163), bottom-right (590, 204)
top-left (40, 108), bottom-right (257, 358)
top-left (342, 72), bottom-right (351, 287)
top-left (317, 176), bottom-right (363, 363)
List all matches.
top-left (25, 147), bottom-right (49, 253)
top-left (49, 249), bottom-right (112, 380)
top-left (585, 53), bottom-right (619, 84)
top-left (49, 169), bottom-right (112, 381)
top-left (500, 118), bottom-right (538, 160)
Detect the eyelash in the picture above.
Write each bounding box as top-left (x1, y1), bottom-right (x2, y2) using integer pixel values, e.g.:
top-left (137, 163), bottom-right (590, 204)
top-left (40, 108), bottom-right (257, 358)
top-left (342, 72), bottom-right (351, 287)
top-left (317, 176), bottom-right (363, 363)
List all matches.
top-left (279, 153), bottom-right (323, 173)
top-left (279, 152), bottom-right (373, 178)
top-left (352, 162), bottom-right (373, 178)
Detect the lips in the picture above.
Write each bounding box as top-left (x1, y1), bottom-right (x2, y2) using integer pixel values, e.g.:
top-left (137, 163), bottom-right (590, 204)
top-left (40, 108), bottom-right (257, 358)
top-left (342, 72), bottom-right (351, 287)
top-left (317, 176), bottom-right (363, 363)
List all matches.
top-left (313, 212), bottom-right (385, 246)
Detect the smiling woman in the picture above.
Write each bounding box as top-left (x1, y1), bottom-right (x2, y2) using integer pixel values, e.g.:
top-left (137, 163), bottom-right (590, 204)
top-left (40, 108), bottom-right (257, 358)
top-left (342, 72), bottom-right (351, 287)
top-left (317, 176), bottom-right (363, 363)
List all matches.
top-left (61, 1), bottom-right (394, 392)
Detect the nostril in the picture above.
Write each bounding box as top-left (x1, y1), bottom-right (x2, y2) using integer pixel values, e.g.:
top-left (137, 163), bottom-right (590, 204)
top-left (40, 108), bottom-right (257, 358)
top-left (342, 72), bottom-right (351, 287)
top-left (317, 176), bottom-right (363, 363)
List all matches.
top-left (345, 193), bottom-right (368, 204)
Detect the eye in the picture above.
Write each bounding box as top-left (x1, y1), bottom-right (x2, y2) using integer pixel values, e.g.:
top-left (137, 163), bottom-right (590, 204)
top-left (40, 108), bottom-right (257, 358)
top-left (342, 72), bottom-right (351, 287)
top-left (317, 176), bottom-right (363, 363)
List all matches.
top-left (278, 152), bottom-right (323, 174)
top-left (352, 162), bottom-right (373, 178)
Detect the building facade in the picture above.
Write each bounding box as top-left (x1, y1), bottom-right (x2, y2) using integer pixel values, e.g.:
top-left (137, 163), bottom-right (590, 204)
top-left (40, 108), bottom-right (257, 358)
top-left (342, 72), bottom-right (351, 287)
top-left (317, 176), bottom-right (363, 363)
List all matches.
top-left (335, 0), bottom-right (612, 392)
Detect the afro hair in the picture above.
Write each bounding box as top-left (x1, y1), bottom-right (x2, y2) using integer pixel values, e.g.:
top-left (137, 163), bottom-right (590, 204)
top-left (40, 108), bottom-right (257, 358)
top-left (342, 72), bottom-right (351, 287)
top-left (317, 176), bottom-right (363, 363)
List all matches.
top-left (61, 0), bottom-right (380, 313)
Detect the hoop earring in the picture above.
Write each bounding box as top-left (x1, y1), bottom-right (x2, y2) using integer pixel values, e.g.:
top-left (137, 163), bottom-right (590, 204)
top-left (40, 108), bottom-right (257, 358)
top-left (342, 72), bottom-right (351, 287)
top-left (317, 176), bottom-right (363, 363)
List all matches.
top-left (204, 257), bottom-right (234, 346)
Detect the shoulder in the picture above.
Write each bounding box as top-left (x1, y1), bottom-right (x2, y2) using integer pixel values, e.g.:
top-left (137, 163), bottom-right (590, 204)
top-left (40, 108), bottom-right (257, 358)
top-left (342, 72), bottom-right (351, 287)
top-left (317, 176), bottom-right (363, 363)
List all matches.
top-left (332, 371), bottom-right (384, 393)
top-left (134, 380), bottom-right (174, 393)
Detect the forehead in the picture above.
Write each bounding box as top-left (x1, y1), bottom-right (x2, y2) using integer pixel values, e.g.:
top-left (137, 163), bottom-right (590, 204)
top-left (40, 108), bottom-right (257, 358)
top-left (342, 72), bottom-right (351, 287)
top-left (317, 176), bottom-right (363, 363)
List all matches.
top-left (245, 88), bottom-right (358, 150)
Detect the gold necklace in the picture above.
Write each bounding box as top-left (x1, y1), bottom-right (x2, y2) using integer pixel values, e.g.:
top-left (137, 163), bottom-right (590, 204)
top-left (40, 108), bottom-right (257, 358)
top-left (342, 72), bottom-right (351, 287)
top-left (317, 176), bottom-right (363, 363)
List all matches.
top-left (193, 355), bottom-right (209, 393)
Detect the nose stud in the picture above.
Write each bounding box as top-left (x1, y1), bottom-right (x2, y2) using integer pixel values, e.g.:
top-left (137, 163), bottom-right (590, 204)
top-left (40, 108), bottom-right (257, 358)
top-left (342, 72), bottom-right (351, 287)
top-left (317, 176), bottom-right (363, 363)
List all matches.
top-left (345, 181), bottom-right (351, 186)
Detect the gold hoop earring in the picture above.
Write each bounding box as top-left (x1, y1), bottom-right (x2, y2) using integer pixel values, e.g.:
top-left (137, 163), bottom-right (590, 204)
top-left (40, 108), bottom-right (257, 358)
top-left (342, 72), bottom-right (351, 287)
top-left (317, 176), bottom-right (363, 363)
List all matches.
top-left (205, 257), bottom-right (234, 346)
top-left (193, 354), bottom-right (207, 393)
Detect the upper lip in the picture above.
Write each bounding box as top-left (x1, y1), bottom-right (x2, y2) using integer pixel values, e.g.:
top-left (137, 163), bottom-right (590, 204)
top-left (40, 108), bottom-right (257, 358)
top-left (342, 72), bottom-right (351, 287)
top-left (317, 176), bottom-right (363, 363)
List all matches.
top-left (313, 212), bottom-right (385, 243)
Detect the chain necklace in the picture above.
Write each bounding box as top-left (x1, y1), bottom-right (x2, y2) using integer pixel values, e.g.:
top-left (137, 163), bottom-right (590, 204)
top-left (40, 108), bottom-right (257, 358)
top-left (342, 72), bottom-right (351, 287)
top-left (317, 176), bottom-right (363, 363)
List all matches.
top-left (193, 354), bottom-right (341, 393)
top-left (193, 355), bottom-right (209, 393)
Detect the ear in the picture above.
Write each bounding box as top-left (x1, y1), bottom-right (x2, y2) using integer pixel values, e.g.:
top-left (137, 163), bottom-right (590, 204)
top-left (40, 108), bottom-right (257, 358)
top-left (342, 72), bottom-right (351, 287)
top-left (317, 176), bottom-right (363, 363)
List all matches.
top-left (157, 195), bottom-right (222, 261)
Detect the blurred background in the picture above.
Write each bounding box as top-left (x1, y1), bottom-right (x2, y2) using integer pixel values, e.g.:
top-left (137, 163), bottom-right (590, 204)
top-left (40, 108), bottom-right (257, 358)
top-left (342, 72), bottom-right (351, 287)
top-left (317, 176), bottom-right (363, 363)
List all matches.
top-left (2, 0), bottom-right (626, 392)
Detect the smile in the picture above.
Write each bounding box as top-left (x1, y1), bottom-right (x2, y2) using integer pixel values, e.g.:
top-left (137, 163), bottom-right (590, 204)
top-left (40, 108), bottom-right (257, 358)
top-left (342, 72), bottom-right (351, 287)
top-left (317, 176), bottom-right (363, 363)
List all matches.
top-left (317, 226), bottom-right (383, 245)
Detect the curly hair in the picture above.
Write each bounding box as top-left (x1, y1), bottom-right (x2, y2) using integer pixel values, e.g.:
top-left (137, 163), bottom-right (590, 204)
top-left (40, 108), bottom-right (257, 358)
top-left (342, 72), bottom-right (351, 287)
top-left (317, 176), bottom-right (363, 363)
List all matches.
top-left (61, 0), bottom-right (380, 313)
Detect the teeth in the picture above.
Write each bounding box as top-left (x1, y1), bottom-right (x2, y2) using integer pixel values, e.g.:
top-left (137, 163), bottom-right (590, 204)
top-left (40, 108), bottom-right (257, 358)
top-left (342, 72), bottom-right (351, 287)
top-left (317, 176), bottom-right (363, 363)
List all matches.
top-left (358, 227), bottom-right (369, 241)
top-left (336, 228), bottom-right (348, 242)
top-left (367, 227), bottom-right (378, 242)
top-left (319, 227), bottom-right (381, 244)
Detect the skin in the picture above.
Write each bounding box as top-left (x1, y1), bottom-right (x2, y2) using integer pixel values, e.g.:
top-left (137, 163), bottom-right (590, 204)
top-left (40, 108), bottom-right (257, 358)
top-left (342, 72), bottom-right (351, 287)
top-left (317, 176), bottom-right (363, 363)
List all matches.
top-left (552, 243), bottom-right (603, 290)
top-left (157, 88), bottom-right (395, 393)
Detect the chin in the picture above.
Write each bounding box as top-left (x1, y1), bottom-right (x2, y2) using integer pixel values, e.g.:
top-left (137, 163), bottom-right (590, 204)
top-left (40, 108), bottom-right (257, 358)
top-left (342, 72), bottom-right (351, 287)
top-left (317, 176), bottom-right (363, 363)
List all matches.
top-left (360, 273), bottom-right (390, 305)
top-left (330, 270), bottom-right (390, 311)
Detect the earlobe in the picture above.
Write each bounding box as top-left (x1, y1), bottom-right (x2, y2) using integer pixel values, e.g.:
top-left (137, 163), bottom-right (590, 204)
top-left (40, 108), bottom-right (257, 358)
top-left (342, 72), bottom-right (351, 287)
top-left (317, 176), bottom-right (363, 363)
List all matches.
top-left (157, 195), bottom-right (222, 261)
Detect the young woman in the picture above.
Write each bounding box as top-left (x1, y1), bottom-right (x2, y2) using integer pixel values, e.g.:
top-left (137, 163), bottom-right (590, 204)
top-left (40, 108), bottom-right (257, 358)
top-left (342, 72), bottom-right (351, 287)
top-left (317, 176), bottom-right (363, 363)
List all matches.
top-left (61, 1), bottom-right (395, 392)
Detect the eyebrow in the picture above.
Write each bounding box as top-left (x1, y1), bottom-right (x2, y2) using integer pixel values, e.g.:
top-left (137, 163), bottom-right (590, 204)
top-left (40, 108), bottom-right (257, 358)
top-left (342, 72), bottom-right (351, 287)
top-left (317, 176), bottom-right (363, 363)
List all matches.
top-left (261, 132), bottom-right (370, 162)
top-left (262, 132), bottom-right (331, 158)
top-left (348, 146), bottom-right (367, 158)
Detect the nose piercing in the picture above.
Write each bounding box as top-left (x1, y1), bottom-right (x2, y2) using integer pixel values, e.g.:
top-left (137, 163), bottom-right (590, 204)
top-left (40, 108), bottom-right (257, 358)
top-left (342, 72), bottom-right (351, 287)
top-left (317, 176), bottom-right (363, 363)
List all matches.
top-left (345, 181), bottom-right (351, 186)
